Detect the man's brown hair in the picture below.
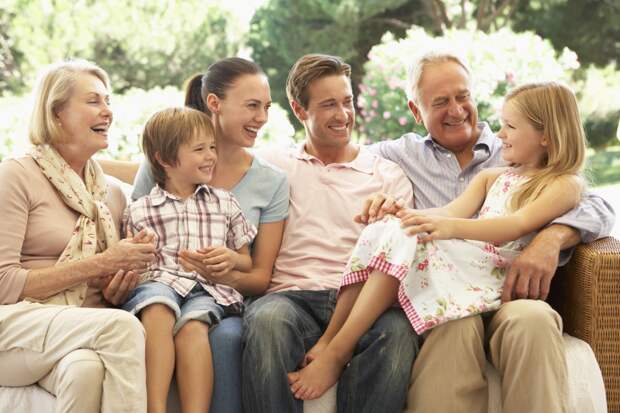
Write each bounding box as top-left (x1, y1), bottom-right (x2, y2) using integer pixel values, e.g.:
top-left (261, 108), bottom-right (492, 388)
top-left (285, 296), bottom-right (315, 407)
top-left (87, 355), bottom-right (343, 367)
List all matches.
top-left (286, 54), bottom-right (351, 109)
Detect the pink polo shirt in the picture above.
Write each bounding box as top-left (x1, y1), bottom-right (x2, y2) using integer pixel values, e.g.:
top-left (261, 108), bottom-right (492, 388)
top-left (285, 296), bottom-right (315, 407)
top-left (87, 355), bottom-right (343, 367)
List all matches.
top-left (259, 143), bottom-right (413, 292)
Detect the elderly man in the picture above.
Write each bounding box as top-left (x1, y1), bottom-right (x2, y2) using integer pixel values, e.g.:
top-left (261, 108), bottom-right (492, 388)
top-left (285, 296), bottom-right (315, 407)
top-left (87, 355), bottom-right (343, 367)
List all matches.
top-left (364, 51), bottom-right (615, 413)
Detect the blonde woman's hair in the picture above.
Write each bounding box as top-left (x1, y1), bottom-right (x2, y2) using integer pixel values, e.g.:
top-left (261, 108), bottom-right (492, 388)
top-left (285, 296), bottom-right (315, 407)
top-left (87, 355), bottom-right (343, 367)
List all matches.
top-left (407, 51), bottom-right (470, 103)
top-left (505, 81), bottom-right (587, 211)
top-left (142, 107), bottom-right (215, 188)
top-left (28, 59), bottom-right (110, 145)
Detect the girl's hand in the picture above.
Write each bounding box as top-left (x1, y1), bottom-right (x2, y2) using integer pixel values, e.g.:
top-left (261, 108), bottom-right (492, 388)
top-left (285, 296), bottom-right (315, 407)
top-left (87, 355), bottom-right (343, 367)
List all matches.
top-left (399, 213), bottom-right (456, 242)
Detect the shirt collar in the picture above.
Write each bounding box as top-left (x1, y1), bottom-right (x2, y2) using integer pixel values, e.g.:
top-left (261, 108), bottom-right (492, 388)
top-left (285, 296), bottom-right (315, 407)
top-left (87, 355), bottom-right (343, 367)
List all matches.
top-left (293, 142), bottom-right (374, 174)
top-left (423, 122), bottom-right (494, 153)
top-left (149, 184), bottom-right (212, 206)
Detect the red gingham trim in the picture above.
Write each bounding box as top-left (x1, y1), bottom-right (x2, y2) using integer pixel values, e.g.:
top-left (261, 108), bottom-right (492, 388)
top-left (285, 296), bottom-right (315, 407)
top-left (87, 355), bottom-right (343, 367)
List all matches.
top-left (339, 253), bottom-right (429, 334)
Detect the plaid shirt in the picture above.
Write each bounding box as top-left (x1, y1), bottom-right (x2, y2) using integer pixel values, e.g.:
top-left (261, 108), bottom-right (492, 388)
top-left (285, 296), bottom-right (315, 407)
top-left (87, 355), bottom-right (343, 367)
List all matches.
top-left (123, 184), bottom-right (257, 308)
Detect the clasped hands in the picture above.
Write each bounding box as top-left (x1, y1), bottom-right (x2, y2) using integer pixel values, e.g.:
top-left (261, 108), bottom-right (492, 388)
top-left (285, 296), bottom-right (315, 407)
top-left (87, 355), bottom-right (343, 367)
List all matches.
top-left (178, 246), bottom-right (241, 287)
top-left (89, 228), bottom-right (156, 305)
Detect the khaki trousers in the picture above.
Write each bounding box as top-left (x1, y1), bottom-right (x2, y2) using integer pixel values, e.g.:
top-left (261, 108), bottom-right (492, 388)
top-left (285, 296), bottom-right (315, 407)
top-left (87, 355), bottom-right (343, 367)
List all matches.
top-left (0, 303), bottom-right (146, 413)
top-left (405, 300), bottom-right (568, 413)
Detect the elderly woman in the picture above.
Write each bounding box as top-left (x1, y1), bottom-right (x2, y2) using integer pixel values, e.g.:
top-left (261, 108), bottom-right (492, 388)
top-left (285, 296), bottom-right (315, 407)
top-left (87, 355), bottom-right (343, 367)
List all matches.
top-left (0, 60), bottom-right (155, 413)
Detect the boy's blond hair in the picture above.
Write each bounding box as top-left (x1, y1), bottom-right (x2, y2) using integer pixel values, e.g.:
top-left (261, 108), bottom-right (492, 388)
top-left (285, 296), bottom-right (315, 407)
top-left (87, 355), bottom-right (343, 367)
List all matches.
top-left (142, 107), bottom-right (215, 188)
top-left (505, 82), bottom-right (587, 211)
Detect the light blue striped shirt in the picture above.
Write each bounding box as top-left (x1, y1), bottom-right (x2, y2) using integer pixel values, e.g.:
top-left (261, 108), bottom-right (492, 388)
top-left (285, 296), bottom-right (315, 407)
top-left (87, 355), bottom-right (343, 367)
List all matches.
top-left (369, 122), bottom-right (616, 265)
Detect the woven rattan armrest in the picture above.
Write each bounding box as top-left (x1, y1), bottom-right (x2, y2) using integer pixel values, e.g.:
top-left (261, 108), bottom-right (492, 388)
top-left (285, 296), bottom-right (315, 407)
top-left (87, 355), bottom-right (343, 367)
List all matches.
top-left (548, 236), bottom-right (620, 413)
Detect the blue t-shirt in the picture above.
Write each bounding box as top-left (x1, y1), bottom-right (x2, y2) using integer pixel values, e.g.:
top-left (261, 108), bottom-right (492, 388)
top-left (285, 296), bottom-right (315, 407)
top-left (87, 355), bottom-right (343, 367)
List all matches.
top-left (132, 156), bottom-right (289, 229)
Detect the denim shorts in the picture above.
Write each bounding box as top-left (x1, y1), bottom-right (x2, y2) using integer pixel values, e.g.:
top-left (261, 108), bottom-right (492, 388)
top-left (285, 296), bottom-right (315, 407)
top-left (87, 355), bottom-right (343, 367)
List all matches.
top-left (122, 281), bottom-right (227, 335)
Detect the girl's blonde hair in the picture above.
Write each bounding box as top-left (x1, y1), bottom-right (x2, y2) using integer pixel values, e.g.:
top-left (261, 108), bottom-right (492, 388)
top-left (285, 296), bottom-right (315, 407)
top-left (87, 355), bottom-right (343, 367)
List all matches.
top-left (505, 81), bottom-right (587, 211)
top-left (29, 59), bottom-right (110, 146)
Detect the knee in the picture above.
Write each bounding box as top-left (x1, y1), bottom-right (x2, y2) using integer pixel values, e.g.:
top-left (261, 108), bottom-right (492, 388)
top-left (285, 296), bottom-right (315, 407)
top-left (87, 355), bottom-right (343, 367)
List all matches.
top-left (429, 315), bottom-right (484, 348)
top-left (107, 309), bottom-right (145, 339)
top-left (57, 349), bottom-right (105, 393)
top-left (244, 299), bottom-right (296, 346)
top-left (175, 320), bottom-right (209, 346)
top-left (371, 309), bottom-right (419, 367)
top-left (496, 300), bottom-right (562, 343)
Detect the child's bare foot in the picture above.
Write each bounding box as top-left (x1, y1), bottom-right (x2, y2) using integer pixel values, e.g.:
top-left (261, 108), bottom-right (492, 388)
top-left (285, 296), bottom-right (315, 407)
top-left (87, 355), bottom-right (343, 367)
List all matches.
top-left (302, 338), bottom-right (330, 367)
top-left (288, 347), bottom-right (350, 400)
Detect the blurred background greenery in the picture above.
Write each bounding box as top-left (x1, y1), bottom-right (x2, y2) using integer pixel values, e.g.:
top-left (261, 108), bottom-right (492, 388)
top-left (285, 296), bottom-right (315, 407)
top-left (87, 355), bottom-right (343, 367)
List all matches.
top-left (1, 0), bottom-right (619, 197)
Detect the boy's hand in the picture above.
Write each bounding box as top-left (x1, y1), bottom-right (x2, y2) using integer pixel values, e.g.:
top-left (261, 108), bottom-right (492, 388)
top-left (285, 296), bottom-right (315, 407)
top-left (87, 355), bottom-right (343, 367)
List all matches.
top-left (198, 246), bottom-right (240, 276)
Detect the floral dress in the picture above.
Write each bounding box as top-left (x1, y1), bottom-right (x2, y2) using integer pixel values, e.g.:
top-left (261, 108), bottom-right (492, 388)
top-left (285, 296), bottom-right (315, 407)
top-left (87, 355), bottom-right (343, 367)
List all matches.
top-left (341, 170), bottom-right (534, 334)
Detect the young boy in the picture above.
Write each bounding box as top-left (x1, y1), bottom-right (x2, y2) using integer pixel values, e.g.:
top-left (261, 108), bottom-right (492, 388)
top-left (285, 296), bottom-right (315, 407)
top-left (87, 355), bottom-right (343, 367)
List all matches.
top-left (122, 107), bottom-right (256, 412)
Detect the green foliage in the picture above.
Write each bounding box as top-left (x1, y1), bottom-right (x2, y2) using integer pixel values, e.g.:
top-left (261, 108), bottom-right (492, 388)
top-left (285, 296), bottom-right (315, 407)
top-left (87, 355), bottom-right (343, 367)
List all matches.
top-left (358, 27), bottom-right (579, 141)
top-left (512, 0), bottom-right (620, 68)
top-left (248, 0), bottom-right (427, 125)
top-left (0, 0), bottom-right (243, 94)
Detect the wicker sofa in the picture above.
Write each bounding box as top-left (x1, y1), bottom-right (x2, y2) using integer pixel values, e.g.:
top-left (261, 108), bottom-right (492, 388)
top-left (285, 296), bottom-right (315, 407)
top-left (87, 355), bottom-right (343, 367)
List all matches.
top-left (548, 236), bottom-right (620, 412)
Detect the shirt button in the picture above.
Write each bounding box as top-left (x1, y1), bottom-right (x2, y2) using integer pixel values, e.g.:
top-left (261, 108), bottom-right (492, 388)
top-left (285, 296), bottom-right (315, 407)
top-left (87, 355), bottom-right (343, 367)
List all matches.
top-left (446, 154), bottom-right (452, 158)
top-left (459, 177), bottom-right (465, 182)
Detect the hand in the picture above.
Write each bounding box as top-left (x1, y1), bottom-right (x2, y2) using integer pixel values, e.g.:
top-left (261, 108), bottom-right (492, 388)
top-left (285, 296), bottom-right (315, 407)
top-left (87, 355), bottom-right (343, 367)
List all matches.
top-left (101, 233), bottom-right (156, 273)
top-left (501, 239), bottom-right (559, 302)
top-left (397, 209), bottom-right (455, 241)
top-left (178, 249), bottom-right (240, 287)
top-left (354, 193), bottom-right (405, 224)
top-left (88, 269), bottom-right (140, 306)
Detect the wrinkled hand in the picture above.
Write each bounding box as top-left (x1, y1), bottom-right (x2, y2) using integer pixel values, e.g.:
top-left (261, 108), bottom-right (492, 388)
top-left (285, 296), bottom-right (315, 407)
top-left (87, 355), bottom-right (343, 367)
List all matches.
top-left (354, 193), bottom-right (405, 224)
top-left (88, 269), bottom-right (140, 306)
top-left (102, 229), bottom-right (156, 272)
top-left (396, 209), bottom-right (455, 241)
top-left (501, 241), bottom-right (559, 302)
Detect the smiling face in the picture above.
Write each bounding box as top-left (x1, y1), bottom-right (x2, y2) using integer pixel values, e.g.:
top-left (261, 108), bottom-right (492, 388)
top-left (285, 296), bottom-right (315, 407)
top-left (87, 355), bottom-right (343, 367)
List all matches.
top-left (497, 100), bottom-right (548, 171)
top-left (165, 130), bottom-right (217, 196)
top-left (208, 73), bottom-right (271, 148)
top-left (409, 61), bottom-right (478, 153)
top-left (55, 72), bottom-right (112, 156)
top-left (293, 74), bottom-right (354, 150)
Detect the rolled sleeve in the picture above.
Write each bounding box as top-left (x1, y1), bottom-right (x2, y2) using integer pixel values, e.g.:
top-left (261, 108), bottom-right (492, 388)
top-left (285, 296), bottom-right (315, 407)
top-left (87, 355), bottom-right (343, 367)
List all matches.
top-left (551, 191), bottom-right (616, 244)
top-left (131, 159), bottom-right (156, 201)
top-left (226, 197), bottom-right (258, 251)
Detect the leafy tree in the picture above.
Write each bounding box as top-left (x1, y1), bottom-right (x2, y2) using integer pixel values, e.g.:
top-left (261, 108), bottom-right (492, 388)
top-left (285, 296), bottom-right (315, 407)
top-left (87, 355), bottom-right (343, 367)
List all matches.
top-left (512, 0), bottom-right (620, 67)
top-left (0, 0), bottom-right (242, 94)
top-left (248, 0), bottom-right (428, 123)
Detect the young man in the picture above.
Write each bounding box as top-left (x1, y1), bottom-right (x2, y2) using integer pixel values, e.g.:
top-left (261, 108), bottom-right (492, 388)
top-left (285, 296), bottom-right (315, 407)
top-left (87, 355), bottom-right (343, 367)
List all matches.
top-left (365, 51), bottom-right (615, 413)
top-left (241, 54), bottom-right (417, 413)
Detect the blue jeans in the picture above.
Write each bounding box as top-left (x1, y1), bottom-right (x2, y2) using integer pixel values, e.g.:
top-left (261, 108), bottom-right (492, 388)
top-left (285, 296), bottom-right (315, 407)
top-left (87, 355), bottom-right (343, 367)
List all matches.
top-left (210, 316), bottom-right (243, 413)
top-left (241, 290), bottom-right (419, 413)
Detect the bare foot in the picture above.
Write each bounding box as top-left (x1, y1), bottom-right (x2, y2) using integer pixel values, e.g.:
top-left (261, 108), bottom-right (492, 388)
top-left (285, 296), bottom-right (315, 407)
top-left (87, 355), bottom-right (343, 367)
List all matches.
top-left (302, 338), bottom-right (330, 367)
top-left (288, 347), bottom-right (349, 400)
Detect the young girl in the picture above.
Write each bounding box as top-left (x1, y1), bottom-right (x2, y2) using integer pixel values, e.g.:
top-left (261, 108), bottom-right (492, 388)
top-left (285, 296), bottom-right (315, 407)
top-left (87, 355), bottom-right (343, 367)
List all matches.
top-left (287, 81), bottom-right (587, 400)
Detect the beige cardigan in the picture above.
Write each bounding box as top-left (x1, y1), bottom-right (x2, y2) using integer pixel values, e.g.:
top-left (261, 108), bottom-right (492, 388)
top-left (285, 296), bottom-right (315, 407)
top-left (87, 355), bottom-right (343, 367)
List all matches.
top-left (0, 156), bottom-right (126, 307)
